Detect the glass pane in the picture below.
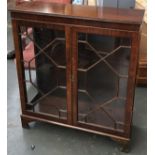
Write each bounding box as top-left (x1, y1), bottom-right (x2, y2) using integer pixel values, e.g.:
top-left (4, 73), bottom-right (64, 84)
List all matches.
top-left (19, 26), bottom-right (67, 120)
top-left (77, 33), bottom-right (131, 132)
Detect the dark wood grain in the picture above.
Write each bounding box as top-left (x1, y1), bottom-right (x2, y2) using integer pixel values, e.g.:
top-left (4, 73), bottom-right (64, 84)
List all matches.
top-left (65, 26), bottom-right (72, 124)
top-left (9, 1), bottom-right (144, 151)
top-left (124, 32), bottom-right (140, 138)
top-left (12, 19), bottom-right (28, 113)
top-left (8, 1), bottom-right (144, 25)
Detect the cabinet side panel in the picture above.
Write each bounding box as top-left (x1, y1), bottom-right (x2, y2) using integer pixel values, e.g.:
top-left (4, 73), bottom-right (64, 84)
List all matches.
top-left (125, 32), bottom-right (140, 138)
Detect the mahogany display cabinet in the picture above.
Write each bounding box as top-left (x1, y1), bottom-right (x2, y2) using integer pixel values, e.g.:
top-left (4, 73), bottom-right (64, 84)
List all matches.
top-left (8, 1), bottom-right (144, 152)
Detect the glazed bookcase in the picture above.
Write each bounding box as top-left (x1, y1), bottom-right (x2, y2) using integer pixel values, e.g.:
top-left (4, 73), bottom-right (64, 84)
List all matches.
top-left (8, 1), bottom-right (144, 152)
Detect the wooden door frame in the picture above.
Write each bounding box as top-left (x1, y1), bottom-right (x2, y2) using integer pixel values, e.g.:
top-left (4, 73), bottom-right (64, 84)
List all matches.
top-left (71, 25), bottom-right (139, 138)
top-left (12, 19), bottom-right (73, 125)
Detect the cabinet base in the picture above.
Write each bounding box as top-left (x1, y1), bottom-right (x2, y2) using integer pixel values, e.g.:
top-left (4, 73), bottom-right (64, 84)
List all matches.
top-left (21, 114), bottom-right (130, 152)
top-left (111, 137), bottom-right (130, 153)
top-left (21, 115), bottom-right (34, 128)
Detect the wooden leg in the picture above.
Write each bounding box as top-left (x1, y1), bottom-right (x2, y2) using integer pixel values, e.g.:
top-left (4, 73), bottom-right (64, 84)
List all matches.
top-left (21, 115), bottom-right (33, 129)
top-left (111, 137), bottom-right (130, 153)
top-left (120, 142), bottom-right (130, 153)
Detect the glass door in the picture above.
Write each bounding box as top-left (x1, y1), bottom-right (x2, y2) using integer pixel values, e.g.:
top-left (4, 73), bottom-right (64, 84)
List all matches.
top-left (18, 25), bottom-right (69, 123)
top-left (73, 29), bottom-right (132, 133)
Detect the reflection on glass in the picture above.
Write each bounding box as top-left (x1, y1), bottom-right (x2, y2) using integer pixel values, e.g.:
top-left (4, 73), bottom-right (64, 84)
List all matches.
top-left (77, 33), bottom-right (131, 132)
top-left (20, 27), bottom-right (67, 120)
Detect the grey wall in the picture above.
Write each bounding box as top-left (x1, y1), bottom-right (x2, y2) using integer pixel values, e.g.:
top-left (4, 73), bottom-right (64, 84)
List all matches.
top-left (97, 0), bottom-right (135, 8)
top-left (118, 0), bottom-right (135, 8)
top-left (97, 0), bottom-right (117, 7)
